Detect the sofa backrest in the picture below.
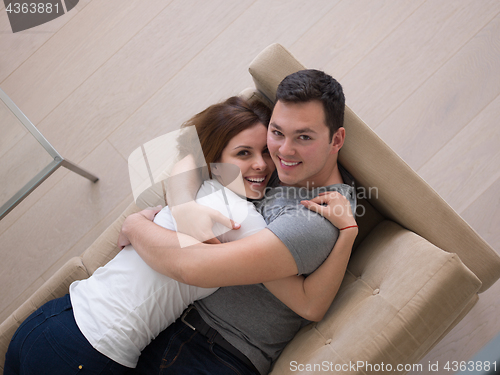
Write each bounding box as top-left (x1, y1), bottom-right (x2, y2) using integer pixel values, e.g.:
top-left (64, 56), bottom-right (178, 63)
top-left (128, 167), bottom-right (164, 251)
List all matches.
top-left (249, 43), bottom-right (500, 292)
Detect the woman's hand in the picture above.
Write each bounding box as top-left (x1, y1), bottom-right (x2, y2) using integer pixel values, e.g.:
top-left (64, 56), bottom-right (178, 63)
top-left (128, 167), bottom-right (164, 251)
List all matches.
top-left (171, 201), bottom-right (240, 244)
top-left (117, 206), bottom-right (162, 249)
top-left (301, 191), bottom-right (357, 231)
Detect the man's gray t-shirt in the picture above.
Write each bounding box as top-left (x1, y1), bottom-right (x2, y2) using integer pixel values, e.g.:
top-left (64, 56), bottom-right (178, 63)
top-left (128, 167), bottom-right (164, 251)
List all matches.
top-left (195, 177), bottom-right (356, 375)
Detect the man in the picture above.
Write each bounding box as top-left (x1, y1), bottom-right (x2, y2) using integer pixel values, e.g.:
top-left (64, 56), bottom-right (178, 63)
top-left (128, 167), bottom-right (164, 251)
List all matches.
top-left (119, 69), bottom-right (357, 374)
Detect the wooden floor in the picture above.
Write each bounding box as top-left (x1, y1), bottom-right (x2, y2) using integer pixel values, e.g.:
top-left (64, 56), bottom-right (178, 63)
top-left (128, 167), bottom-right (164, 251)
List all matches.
top-left (1, 1), bottom-right (499, 373)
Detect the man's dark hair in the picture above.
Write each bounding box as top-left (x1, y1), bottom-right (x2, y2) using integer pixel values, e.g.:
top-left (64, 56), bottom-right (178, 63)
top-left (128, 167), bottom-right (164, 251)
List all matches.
top-left (276, 69), bottom-right (345, 141)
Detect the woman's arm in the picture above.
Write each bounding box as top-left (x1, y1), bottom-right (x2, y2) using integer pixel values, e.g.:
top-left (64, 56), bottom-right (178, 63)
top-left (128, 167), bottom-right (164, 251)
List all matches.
top-left (166, 154), bottom-right (204, 206)
top-left (263, 192), bottom-right (357, 321)
top-left (167, 154), bottom-right (239, 244)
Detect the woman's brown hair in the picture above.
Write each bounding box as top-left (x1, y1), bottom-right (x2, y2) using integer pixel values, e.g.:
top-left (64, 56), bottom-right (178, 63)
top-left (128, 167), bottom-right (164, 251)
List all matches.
top-left (178, 96), bottom-right (272, 176)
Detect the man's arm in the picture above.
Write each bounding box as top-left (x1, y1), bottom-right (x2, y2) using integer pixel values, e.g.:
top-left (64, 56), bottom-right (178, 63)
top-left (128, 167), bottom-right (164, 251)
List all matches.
top-left (263, 228), bottom-right (356, 321)
top-left (263, 191), bottom-right (357, 321)
top-left (121, 212), bottom-right (298, 287)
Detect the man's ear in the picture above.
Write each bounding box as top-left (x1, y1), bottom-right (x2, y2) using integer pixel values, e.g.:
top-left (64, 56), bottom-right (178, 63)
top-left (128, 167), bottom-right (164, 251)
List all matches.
top-left (329, 127), bottom-right (345, 154)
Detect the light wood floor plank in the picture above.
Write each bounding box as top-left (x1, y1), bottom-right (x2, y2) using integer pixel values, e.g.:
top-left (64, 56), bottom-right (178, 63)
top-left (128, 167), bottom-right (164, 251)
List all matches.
top-left (108, 0), bottom-right (337, 160)
top-left (291, 0), bottom-right (425, 78)
top-left (0, 165), bottom-right (71, 239)
top-left (0, 0), bottom-right (93, 83)
top-left (0, 98), bottom-right (28, 159)
top-left (374, 12), bottom-right (500, 171)
top-left (461, 176), bottom-right (500, 253)
top-left (0, 167), bottom-right (67, 236)
top-left (417, 94), bottom-right (500, 214)
top-left (0, 131), bottom-right (54, 204)
top-left (1, 0), bottom-right (169, 125)
top-left (341, 0), bottom-right (500, 128)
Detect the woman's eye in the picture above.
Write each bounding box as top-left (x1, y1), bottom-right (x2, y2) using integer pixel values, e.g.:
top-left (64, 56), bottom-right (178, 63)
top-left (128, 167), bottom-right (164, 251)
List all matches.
top-left (237, 150), bottom-right (250, 156)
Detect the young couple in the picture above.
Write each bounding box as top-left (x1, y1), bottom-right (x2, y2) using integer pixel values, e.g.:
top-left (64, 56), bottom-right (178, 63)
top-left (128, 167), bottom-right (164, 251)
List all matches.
top-left (5, 69), bottom-right (357, 375)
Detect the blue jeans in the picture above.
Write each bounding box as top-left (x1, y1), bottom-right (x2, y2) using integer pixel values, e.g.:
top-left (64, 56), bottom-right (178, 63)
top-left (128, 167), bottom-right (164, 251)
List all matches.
top-left (133, 317), bottom-right (259, 375)
top-left (4, 294), bottom-right (129, 375)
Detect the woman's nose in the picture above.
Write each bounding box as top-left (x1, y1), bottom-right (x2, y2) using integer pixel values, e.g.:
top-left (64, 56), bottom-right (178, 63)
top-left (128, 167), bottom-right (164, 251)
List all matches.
top-left (253, 155), bottom-right (268, 170)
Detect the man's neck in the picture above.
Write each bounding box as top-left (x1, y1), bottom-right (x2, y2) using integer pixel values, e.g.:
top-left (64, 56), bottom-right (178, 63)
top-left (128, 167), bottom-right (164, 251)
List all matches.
top-left (325, 163), bottom-right (344, 185)
top-left (311, 162), bottom-right (344, 187)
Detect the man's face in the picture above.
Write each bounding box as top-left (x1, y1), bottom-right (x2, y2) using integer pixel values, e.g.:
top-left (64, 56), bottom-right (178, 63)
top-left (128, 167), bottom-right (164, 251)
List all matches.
top-left (267, 100), bottom-right (337, 188)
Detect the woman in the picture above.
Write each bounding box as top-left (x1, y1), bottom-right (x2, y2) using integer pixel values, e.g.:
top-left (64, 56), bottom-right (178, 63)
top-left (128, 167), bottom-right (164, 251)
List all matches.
top-left (5, 97), bottom-right (357, 375)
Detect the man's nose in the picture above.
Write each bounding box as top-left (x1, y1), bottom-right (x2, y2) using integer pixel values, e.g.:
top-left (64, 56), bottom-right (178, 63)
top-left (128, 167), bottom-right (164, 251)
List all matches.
top-left (279, 138), bottom-right (295, 156)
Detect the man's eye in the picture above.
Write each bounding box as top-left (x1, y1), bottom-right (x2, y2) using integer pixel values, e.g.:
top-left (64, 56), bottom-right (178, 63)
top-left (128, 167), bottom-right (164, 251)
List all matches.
top-left (299, 135), bottom-right (311, 140)
top-left (272, 130), bottom-right (283, 136)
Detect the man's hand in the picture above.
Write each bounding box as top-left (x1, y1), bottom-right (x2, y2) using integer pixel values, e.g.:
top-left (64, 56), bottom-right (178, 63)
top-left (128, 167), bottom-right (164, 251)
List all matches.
top-left (170, 201), bottom-right (240, 245)
top-left (117, 205), bottom-right (162, 249)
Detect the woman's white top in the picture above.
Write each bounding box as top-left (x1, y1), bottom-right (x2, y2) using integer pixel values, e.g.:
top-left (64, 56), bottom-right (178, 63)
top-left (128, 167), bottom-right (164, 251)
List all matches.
top-left (70, 180), bottom-right (266, 368)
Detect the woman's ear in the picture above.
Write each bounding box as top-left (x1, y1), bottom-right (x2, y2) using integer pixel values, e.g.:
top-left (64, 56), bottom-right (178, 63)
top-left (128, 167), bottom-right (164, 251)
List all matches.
top-left (330, 127), bottom-right (345, 154)
top-left (211, 164), bottom-right (220, 177)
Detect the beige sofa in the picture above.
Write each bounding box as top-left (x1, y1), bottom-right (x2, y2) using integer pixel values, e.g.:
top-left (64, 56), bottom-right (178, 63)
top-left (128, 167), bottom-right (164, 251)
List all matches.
top-left (1, 44), bottom-right (499, 374)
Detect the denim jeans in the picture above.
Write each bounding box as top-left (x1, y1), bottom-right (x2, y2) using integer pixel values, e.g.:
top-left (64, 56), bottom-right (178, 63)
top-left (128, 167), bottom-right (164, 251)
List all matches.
top-left (133, 317), bottom-right (259, 375)
top-left (4, 294), bottom-right (128, 375)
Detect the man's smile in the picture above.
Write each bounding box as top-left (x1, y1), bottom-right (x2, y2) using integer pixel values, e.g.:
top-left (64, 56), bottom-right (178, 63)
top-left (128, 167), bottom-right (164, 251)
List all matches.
top-left (278, 156), bottom-right (302, 168)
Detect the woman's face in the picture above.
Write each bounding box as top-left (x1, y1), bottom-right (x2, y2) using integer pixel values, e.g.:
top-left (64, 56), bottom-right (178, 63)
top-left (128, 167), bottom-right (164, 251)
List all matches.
top-left (217, 123), bottom-right (276, 199)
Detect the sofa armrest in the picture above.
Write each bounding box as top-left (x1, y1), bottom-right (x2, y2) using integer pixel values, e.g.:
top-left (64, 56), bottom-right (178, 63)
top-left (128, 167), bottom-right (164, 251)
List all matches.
top-left (270, 221), bottom-right (482, 374)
